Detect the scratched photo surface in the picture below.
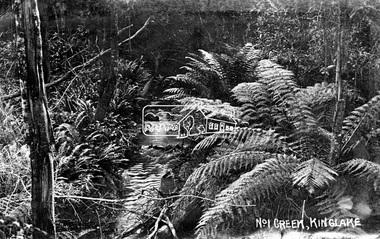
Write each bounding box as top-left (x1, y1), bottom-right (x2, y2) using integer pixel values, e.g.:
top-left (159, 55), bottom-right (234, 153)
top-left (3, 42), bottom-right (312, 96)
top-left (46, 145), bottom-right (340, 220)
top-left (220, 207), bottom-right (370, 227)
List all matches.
top-left (1, 0), bottom-right (380, 238)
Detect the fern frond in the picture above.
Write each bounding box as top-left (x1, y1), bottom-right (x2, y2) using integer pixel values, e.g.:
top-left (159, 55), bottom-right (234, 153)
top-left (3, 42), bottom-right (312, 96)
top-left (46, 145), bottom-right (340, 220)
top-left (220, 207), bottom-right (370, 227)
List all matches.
top-left (293, 158), bottom-right (338, 193)
top-left (183, 151), bottom-right (275, 192)
top-left (166, 45), bottom-right (263, 100)
top-left (166, 74), bottom-right (206, 89)
top-left (232, 82), bottom-right (269, 105)
top-left (118, 58), bottom-right (152, 86)
top-left (193, 127), bottom-right (287, 156)
top-left (232, 82), bottom-right (272, 127)
top-left (288, 100), bottom-right (319, 130)
top-left (163, 88), bottom-right (192, 99)
top-left (237, 128), bottom-right (288, 152)
top-left (256, 60), bottom-right (298, 105)
top-left (296, 82), bottom-right (336, 107)
top-left (232, 60), bottom-right (306, 130)
top-left (192, 133), bottom-right (226, 152)
top-left (185, 55), bottom-right (223, 80)
top-left (256, 60), bottom-right (295, 81)
top-left (239, 43), bottom-right (261, 62)
top-left (289, 127), bottom-right (334, 160)
top-left (195, 156), bottom-right (297, 238)
top-left (342, 94), bottom-right (380, 142)
top-left (227, 127), bottom-right (268, 145)
top-left (317, 183), bottom-right (351, 217)
top-left (199, 49), bottom-right (225, 78)
top-left (294, 82), bottom-right (336, 129)
top-left (339, 158), bottom-right (380, 181)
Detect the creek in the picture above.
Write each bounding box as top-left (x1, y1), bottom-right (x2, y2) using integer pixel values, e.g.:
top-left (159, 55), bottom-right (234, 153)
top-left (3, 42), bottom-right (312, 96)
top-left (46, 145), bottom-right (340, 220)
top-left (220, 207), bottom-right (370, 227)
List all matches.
top-left (116, 132), bottom-right (191, 238)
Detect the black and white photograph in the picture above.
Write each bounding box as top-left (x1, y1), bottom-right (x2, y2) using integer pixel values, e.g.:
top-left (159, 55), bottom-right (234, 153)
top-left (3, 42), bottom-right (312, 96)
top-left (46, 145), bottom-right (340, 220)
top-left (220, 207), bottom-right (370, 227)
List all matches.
top-left (1, 0), bottom-right (380, 238)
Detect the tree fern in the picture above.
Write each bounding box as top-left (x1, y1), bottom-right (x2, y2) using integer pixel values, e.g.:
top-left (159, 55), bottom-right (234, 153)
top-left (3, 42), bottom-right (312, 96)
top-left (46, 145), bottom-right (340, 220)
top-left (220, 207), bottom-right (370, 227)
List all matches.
top-left (232, 59), bottom-right (319, 133)
top-left (170, 50), bottom-right (380, 238)
top-left (195, 156), bottom-right (297, 238)
top-left (164, 44), bottom-right (261, 101)
top-left (172, 128), bottom-right (290, 233)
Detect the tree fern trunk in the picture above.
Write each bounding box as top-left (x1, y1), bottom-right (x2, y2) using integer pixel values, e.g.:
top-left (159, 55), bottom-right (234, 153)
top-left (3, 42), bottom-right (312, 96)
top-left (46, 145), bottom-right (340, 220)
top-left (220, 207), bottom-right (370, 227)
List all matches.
top-left (21, 0), bottom-right (56, 238)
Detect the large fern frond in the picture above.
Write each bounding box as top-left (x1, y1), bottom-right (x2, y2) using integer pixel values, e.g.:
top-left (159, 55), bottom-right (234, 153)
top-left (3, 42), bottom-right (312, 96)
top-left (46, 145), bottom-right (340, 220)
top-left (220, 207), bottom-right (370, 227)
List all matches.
top-left (256, 59), bottom-right (298, 106)
top-left (198, 50), bottom-right (225, 79)
top-left (232, 60), bottom-right (312, 132)
top-left (232, 82), bottom-right (271, 125)
top-left (163, 88), bottom-right (193, 99)
top-left (294, 82), bottom-right (336, 129)
top-left (339, 158), bottom-right (380, 182)
top-left (289, 127), bottom-right (334, 160)
top-left (193, 126), bottom-right (287, 152)
top-left (195, 155), bottom-right (297, 238)
top-left (292, 158), bottom-right (338, 194)
top-left (183, 151), bottom-right (275, 193)
top-left (163, 74), bottom-right (211, 99)
top-left (287, 99), bottom-right (319, 130)
top-left (342, 93), bottom-right (380, 143)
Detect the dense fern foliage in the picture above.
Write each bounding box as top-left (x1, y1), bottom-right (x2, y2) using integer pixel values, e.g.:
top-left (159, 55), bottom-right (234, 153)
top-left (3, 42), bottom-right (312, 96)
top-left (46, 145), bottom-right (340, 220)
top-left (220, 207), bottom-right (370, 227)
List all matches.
top-left (111, 59), bottom-right (153, 117)
top-left (169, 55), bottom-right (380, 238)
top-left (164, 44), bottom-right (261, 101)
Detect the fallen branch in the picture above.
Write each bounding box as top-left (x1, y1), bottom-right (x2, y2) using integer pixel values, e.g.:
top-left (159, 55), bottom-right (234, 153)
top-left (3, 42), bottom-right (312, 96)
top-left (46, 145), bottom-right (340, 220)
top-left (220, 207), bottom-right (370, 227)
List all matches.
top-left (163, 214), bottom-right (179, 239)
top-left (147, 205), bottom-right (167, 239)
top-left (55, 192), bottom-right (257, 208)
top-left (0, 17), bottom-right (152, 102)
top-left (119, 209), bottom-right (172, 239)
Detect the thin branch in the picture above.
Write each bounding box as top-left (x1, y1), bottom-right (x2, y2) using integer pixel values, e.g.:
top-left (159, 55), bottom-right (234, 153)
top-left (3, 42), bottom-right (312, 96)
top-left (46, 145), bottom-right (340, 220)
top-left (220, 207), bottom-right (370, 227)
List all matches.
top-left (147, 206), bottom-right (167, 239)
top-left (163, 214), bottom-right (179, 239)
top-left (140, 193), bottom-right (258, 207)
top-left (0, 17), bottom-right (152, 102)
top-left (54, 193), bottom-right (257, 208)
top-left (0, 91), bottom-right (21, 101)
top-left (118, 209), bottom-right (171, 239)
top-left (54, 195), bottom-right (123, 203)
top-left (117, 16), bottom-right (151, 46)
top-left (118, 24), bottom-right (133, 35)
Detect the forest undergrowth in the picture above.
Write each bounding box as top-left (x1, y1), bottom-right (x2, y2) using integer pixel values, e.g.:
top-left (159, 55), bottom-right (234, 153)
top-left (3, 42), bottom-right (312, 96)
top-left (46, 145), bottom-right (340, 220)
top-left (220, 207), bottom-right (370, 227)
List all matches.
top-left (1, 1), bottom-right (380, 238)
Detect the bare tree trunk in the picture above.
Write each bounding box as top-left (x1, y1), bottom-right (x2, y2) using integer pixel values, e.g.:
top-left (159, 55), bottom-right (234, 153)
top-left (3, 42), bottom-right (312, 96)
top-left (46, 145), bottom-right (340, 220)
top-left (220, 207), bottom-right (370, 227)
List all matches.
top-left (94, 4), bottom-right (119, 121)
top-left (38, 0), bottom-right (50, 84)
top-left (322, 0), bottom-right (329, 83)
top-left (331, 0), bottom-right (347, 165)
top-left (21, 0), bottom-right (56, 238)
